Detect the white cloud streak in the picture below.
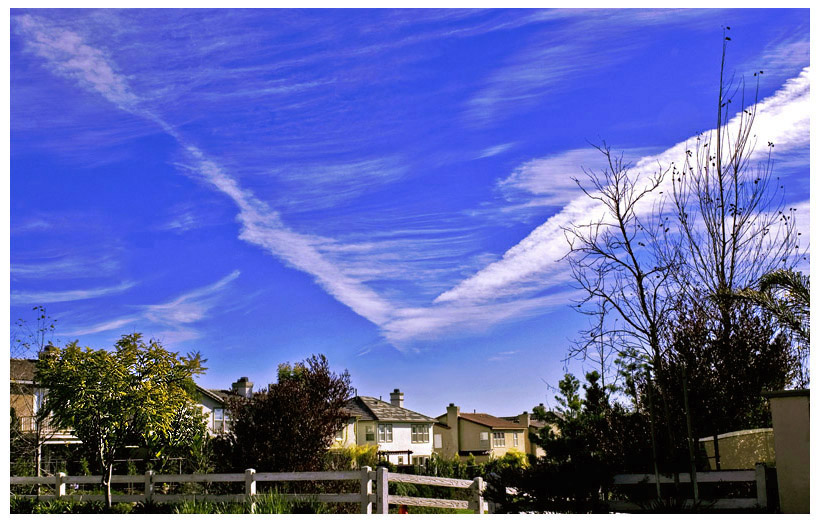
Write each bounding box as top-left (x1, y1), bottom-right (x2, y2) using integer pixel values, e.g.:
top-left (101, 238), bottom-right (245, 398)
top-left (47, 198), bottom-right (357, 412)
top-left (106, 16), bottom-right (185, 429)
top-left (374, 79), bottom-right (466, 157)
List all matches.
top-left (11, 281), bottom-right (135, 305)
top-left (438, 68), bottom-right (810, 304)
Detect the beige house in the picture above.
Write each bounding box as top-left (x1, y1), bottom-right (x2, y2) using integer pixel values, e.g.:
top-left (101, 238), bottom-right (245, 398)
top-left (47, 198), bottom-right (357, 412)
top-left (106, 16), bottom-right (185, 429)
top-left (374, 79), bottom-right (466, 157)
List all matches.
top-left (338, 389), bottom-right (436, 467)
top-left (434, 404), bottom-right (528, 462)
top-left (501, 411), bottom-right (547, 458)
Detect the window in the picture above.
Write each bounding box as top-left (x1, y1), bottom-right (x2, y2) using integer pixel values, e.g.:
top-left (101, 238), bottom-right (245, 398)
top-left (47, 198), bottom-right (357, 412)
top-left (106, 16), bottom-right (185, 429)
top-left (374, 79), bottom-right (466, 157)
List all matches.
top-left (378, 424), bottom-right (393, 443)
top-left (413, 456), bottom-right (428, 467)
top-left (513, 432), bottom-right (519, 447)
top-left (365, 425), bottom-right (375, 442)
top-left (214, 408), bottom-right (225, 433)
top-left (335, 428), bottom-right (345, 442)
top-left (411, 424), bottom-right (429, 443)
top-left (493, 432), bottom-right (505, 448)
top-left (434, 434), bottom-right (442, 449)
top-left (397, 456), bottom-right (403, 465)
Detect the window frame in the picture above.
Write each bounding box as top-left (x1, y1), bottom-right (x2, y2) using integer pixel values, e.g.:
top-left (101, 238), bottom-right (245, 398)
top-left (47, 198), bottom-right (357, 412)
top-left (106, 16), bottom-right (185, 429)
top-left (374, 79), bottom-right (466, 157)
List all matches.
top-left (492, 431), bottom-right (505, 448)
top-left (365, 424), bottom-right (375, 441)
top-left (378, 423), bottom-right (393, 443)
top-left (411, 424), bottom-right (429, 443)
top-left (513, 432), bottom-right (519, 447)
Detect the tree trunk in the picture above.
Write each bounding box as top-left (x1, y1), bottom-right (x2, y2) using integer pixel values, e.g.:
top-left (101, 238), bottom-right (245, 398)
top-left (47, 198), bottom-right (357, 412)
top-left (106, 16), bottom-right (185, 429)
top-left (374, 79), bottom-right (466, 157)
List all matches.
top-left (104, 462), bottom-right (114, 508)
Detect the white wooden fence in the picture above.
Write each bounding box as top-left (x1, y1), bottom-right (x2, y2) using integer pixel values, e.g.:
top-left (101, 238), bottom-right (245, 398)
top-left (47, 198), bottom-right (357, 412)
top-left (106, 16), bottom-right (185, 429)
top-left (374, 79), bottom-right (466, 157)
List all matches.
top-left (609, 465), bottom-right (770, 511)
top-left (10, 467), bottom-right (488, 514)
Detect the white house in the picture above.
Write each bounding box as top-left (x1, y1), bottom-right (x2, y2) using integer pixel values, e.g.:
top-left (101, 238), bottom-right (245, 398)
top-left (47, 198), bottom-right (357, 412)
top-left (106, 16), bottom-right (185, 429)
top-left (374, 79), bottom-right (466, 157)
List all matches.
top-left (340, 389), bottom-right (436, 467)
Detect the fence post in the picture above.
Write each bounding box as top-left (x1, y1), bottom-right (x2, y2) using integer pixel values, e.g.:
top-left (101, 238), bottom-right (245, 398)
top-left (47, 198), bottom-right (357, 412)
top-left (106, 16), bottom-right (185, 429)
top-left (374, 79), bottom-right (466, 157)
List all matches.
top-left (472, 476), bottom-right (485, 514)
top-left (755, 463), bottom-right (768, 510)
top-left (245, 468), bottom-right (256, 496)
top-left (144, 470), bottom-right (154, 503)
top-left (360, 466), bottom-right (373, 514)
top-left (375, 466), bottom-right (388, 514)
top-left (55, 472), bottom-right (66, 498)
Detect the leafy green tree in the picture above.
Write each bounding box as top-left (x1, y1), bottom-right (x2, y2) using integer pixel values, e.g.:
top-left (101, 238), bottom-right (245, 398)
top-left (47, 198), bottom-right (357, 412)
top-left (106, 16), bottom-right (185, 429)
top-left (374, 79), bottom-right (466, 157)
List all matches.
top-left (36, 334), bottom-right (206, 507)
top-left (217, 354), bottom-right (352, 473)
top-left (737, 269), bottom-right (809, 386)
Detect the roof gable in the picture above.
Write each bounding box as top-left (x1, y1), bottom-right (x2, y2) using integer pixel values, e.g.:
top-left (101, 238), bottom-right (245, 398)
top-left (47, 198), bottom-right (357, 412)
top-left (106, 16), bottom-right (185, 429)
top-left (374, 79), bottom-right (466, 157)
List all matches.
top-left (345, 396), bottom-right (435, 423)
top-left (458, 412), bottom-right (525, 430)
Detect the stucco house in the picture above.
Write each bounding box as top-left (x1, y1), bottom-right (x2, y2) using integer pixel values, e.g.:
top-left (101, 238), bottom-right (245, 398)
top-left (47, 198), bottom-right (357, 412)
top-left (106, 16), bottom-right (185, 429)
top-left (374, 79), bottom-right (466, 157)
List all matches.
top-left (434, 403), bottom-right (529, 462)
top-left (339, 389), bottom-right (436, 466)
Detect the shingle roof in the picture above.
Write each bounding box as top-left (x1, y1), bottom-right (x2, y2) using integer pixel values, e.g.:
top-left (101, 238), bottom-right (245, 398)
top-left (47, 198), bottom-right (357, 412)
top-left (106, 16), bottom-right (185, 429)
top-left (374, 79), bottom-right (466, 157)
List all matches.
top-left (500, 415), bottom-right (547, 430)
top-left (10, 359), bottom-right (37, 382)
top-left (344, 396), bottom-right (436, 423)
top-left (457, 412), bottom-right (526, 430)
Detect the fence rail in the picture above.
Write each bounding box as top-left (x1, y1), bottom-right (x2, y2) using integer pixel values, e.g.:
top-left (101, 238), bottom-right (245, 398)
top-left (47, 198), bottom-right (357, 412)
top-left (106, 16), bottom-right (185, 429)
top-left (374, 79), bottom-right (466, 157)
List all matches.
top-left (609, 465), bottom-right (769, 512)
top-left (10, 467), bottom-right (488, 514)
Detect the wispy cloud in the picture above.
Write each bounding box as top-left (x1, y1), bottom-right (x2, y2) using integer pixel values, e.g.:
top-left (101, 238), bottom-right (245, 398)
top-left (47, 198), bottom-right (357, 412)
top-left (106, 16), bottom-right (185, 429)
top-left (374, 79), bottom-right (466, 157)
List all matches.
top-left (11, 281), bottom-right (135, 305)
top-left (68, 271), bottom-right (241, 338)
top-left (476, 143), bottom-right (515, 159)
top-left (488, 350), bottom-right (519, 362)
top-left (11, 254), bottom-right (120, 280)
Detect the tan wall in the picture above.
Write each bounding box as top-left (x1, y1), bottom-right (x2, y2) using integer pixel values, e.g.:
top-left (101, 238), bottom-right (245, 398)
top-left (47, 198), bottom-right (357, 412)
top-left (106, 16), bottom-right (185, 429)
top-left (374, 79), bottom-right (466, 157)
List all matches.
top-left (768, 391), bottom-right (809, 513)
top-left (10, 391), bottom-right (34, 419)
top-left (433, 422), bottom-right (456, 458)
top-left (699, 428), bottom-right (775, 470)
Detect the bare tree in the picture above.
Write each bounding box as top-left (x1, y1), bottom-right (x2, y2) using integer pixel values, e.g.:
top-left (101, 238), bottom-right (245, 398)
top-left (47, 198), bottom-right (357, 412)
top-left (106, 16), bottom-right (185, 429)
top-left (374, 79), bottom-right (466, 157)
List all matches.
top-left (663, 28), bottom-right (804, 339)
top-left (563, 144), bottom-right (674, 374)
top-left (10, 306), bottom-right (64, 479)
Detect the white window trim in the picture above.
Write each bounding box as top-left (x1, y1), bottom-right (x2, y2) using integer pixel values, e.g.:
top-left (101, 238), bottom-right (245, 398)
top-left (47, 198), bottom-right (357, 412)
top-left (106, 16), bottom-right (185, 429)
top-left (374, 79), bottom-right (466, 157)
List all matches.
top-left (411, 424), bottom-right (430, 443)
top-left (378, 423), bottom-right (393, 443)
top-left (492, 432), bottom-right (505, 448)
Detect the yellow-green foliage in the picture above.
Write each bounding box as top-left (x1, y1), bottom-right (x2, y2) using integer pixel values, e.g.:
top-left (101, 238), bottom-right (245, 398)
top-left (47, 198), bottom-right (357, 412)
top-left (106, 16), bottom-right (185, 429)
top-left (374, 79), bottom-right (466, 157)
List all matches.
top-left (497, 448), bottom-right (529, 468)
top-left (325, 444), bottom-right (378, 470)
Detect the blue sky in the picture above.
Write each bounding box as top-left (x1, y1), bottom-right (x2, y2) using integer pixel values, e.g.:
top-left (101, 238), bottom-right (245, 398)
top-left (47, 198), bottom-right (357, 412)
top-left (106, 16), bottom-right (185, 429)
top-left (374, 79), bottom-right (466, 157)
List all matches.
top-left (9, 8), bottom-right (810, 417)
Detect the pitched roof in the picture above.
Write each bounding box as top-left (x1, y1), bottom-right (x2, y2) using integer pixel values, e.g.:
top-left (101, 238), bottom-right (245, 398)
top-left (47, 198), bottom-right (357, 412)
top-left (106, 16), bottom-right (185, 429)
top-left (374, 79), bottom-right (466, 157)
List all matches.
top-left (457, 412), bottom-right (526, 430)
top-left (196, 385), bottom-right (230, 404)
top-left (10, 359), bottom-right (37, 382)
top-left (344, 396), bottom-right (436, 423)
top-left (500, 415), bottom-right (548, 430)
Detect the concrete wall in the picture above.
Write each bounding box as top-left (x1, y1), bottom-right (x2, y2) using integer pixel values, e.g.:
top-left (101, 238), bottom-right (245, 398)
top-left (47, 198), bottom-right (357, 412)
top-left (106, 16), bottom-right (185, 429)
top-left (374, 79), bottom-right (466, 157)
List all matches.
top-left (766, 390), bottom-right (809, 513)
top-left (698, 428), bottom-right (775, 470)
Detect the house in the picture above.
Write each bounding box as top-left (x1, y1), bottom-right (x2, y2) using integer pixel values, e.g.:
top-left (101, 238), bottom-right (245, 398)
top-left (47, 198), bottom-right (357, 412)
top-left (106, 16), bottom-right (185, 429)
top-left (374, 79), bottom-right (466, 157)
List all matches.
top-left (10, 357), bottom-right (246, 440)
top-left (339, 389), bottom-right (436, 466)
top-left (433, 403), bottom-right (528, 462)
top-left (501, 410), bottom-right (547, 458)
top-left (10, 358), bottom-right (79, 445)
top-left (196, 376), bottom-right (255, 436)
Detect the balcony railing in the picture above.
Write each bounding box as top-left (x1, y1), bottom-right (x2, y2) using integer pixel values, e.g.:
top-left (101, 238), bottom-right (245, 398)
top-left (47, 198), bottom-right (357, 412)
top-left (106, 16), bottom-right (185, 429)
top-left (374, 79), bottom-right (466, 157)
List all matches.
top-left (16, 416), bottom-right (78, 442)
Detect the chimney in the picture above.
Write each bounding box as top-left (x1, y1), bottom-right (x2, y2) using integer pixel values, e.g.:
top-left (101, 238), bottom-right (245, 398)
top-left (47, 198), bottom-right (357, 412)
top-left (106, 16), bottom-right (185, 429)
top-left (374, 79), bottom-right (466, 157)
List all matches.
top-left (446, 403), bottom-right (460, 456)
top-left (390, 388), bottom-right (404, 408)
top-left (231, 377), bottom-right (254, 399)
top-left (516, 411), bottom-right (530, 427)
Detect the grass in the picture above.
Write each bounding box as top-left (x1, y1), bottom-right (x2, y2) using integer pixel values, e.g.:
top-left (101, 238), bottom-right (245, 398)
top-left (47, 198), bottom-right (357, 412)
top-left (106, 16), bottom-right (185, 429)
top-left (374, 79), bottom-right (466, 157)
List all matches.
top-left (10, 491), bottom-right (330, 514)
